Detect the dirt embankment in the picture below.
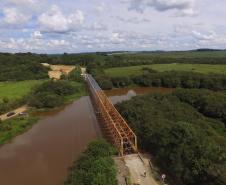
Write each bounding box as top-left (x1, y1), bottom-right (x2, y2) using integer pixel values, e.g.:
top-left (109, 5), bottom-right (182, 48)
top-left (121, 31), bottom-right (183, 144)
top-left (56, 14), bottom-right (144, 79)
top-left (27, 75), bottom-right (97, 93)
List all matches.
top-left (42, 63), bottom-right (75, 80)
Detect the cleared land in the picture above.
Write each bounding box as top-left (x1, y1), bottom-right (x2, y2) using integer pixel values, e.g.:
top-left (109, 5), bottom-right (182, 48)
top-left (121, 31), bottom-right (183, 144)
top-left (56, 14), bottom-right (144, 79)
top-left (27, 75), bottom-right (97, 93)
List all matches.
top-left (42, 63), bottom-right (75, 79)
top-left (0, 105), bottom-right (27, 121)
top-left (0, 80), bottom-right (43, 100)
top-left (124, 154), bottom-right (160, 185)
top-left (105, 64), bottom-right (226, 77)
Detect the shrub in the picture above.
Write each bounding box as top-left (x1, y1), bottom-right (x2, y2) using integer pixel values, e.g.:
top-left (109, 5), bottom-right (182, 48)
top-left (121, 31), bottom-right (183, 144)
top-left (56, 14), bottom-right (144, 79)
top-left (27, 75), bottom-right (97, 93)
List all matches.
top-left (34, 80), bottom-right (76, 96)
top-left (29, 92), bottom-right (62, 108)
top-left (28, 80), bottom-right (76, 108)
top-left (64, 139), bottom-right (117, 185)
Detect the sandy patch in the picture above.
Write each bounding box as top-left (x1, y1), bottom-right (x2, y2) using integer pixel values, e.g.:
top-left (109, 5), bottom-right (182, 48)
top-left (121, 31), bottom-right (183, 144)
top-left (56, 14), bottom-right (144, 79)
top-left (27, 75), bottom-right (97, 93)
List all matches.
top-left (0, 105), bottom-right (28, 121)
top-left (42, 64), bottom-right (75, 80)
top-left (124, 154), bottom-right (160, 185)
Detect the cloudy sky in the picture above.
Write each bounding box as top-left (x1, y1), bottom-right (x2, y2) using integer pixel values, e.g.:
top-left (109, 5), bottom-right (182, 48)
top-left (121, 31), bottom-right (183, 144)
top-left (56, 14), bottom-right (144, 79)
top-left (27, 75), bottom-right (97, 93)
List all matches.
top-left (0, 0), bottom-right (226, 53)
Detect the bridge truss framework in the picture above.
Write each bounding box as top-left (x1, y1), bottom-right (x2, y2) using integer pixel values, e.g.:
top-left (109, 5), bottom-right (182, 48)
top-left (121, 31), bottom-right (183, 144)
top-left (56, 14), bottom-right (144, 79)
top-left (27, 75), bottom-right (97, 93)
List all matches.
top-left (86, 74), bottom-right (137, 156)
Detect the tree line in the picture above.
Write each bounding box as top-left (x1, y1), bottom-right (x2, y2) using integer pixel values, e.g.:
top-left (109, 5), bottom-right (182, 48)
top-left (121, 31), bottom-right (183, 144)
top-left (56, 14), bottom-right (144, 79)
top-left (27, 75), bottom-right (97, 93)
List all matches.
top-left (1, 50), bottom-right (226, 81)
top-left (88, 67), bottom-right (226, 91)
top-left (0, 53), bottom-right (49, 81)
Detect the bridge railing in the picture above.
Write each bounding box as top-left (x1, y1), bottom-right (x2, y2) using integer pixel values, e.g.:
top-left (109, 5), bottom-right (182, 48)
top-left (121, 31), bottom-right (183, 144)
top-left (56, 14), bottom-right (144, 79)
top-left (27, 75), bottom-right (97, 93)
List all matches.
top-left (85, 74), bottom-right (137, 155)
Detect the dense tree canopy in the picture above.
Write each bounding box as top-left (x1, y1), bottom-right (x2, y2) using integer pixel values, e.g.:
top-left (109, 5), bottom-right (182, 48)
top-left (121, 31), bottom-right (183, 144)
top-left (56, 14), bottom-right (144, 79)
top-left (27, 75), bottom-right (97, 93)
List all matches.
top-left (0, 53), bottom-right (48, 81)
top-left (28, 80), bottom-right (77, 108)
top-left (63, 139), bottom-right (117, 185)
top-left (116, 93), bottom-right (226, 185)
top-left (173, 89), bottom-right (226, 125)
top-left (132, 71), bottom-right (226, 90)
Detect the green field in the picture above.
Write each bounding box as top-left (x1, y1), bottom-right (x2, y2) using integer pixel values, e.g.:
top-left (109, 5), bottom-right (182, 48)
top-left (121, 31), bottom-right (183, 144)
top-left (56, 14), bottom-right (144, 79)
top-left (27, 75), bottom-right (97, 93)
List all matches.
top-left (118, 50), bottom-right (226, 58)
top-left (0, 80), bottom-right (43, 101)
top-left (105, 64), bottom-right (226, 77)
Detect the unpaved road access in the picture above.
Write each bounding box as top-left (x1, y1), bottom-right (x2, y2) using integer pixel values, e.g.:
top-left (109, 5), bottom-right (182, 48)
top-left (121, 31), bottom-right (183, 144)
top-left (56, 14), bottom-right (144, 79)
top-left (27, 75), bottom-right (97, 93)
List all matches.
top-left (0, 105), bottom-right (27, 121)
top-left (124, 154), bottom-right (160, 185)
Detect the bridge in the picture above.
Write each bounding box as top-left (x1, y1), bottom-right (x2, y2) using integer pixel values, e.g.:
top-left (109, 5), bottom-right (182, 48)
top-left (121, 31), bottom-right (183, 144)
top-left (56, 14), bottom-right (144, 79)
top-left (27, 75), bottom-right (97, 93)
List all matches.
top-left (85, 74), bottom-right (137, 156)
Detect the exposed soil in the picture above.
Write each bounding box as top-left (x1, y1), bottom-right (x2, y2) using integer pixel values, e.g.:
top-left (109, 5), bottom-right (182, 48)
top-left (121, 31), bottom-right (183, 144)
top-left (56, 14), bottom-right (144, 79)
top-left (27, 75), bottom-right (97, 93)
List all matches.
top-left (42, 63), bottom-right (75, 80)
top-left (0, 105), bottom-right (27, 121)
top-left (114, 157), bottom-right (130, 185)
top-left (124, 154), bottom-right (160, 185)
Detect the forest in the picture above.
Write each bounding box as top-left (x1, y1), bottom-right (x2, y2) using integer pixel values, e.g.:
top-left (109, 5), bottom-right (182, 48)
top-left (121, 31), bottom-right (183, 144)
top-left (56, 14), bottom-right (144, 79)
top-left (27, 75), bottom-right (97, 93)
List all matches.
top-left (173, 89), bottom-right (226, 125)
top-left (116, 92), bottom-right (226, 185)
top-left (0, 53), bottom-right (48, 81)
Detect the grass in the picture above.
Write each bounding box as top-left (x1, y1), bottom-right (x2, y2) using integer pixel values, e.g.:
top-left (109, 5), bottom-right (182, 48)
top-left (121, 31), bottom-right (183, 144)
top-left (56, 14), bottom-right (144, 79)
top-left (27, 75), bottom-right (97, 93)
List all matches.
top-left (0, 116), bottom-right (38, 145)
top-left (105, 64), bottom-right (226, 77)
top-left (0, 80), bottom-right (44, 101)
top-left (116, 50), bottom-right (226, 58)
top-left (0, 80), bottom-right (87, 145)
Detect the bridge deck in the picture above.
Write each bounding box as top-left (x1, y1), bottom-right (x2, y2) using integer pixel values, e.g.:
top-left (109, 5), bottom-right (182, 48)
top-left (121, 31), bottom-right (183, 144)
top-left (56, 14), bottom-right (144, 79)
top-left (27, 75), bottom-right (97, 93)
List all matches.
top-left (86, 74), bottom-right (137, 156)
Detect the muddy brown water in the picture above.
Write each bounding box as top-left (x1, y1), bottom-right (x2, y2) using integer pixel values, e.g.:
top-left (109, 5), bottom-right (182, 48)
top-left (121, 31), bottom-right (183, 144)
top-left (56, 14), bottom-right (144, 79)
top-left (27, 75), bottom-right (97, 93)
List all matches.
top-left (0, 96), bottom-right (101, 185)
top-left (105, 86), bottom-right (174, 104)
top-left (0, 87), bottom-right (173, 185)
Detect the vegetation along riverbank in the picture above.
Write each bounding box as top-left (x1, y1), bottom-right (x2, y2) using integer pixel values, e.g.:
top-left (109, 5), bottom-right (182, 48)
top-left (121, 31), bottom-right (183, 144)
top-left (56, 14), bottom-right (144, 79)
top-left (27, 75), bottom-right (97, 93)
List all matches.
top-left (116, 90), bottom-right (226, 185)
top-left (0, 66), bottom-right (86, 145)
top-left (63, 139), bottom-right (117, 185)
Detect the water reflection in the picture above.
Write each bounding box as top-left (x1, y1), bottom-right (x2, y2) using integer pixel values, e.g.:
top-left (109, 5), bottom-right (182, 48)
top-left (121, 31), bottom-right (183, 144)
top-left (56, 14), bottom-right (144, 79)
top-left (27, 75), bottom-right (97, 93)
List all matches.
top-left (105, 87), bottom-right (174, 104)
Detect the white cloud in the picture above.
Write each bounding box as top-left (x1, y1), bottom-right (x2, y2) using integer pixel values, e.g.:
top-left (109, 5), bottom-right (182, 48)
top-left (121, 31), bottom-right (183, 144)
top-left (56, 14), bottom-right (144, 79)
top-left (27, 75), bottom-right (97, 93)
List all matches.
top-left (192, 30), bottom-right (215, 41)
top-left (1, 7), bottom-right (31, 26)
top-left (5, 0), bottom-right (36, 6)
top-left (47, 39), bottom-right (70, 47)
top-left (115, 16), bottom-right (151, 24)
top-left (31, 31), bottom-right (42, 39)
top-left (95, 3), bottom-right (106, 13)
top-left (38, 5), bottom-right (84, 33)
top-left (175, 7), bottom-right (197, 16)
top-left (125, 0), bottom-right (196, 16)
top-left (87, 22), bottom-right (107, 31)
top-left (0, 37), bottom-right (71, 52)
top-left (110, 32), bottom-right (125, 44)
top-left (0, 0), bottom-right (225, 53)
top-left (191, 30), bottom-right (226, 46)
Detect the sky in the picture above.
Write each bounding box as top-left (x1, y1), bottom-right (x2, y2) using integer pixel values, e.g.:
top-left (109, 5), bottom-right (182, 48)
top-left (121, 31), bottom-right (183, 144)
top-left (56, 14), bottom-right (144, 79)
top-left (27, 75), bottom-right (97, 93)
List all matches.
top-left (0, 0), bottom-right (226, 53)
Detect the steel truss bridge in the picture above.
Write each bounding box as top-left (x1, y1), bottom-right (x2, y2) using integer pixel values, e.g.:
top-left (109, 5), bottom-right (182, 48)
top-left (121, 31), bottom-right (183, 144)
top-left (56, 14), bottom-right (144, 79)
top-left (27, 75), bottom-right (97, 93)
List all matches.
top-left (86, 74), bottom-right (137, 156)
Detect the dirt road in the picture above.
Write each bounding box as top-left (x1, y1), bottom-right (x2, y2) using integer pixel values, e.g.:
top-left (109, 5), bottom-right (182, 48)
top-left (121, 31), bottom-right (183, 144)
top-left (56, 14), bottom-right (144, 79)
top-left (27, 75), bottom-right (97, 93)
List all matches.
top-left (124, 154), bottom-right (160, 185)
top-left (0, 105), bottom-right (27, 121)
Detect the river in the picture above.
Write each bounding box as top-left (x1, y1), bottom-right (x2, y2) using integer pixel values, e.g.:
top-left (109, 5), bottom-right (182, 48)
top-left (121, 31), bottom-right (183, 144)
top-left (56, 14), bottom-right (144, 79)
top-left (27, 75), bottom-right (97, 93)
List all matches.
top-left (0, 96), bottom-right (100, 185)
top-left (105, 86), bottom-right (174, 104)
top-left (0, 87), bottom-right (173, 185)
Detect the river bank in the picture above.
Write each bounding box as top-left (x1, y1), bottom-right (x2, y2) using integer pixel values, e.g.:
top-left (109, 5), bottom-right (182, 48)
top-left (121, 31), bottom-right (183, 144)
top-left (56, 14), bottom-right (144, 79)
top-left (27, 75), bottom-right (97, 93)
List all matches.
top-left (0, 81), bottom-right (86, 146)
top-left (0, 96), bottom-right (101, 185)
top-left (0, 86), bottom-right (173, 185)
